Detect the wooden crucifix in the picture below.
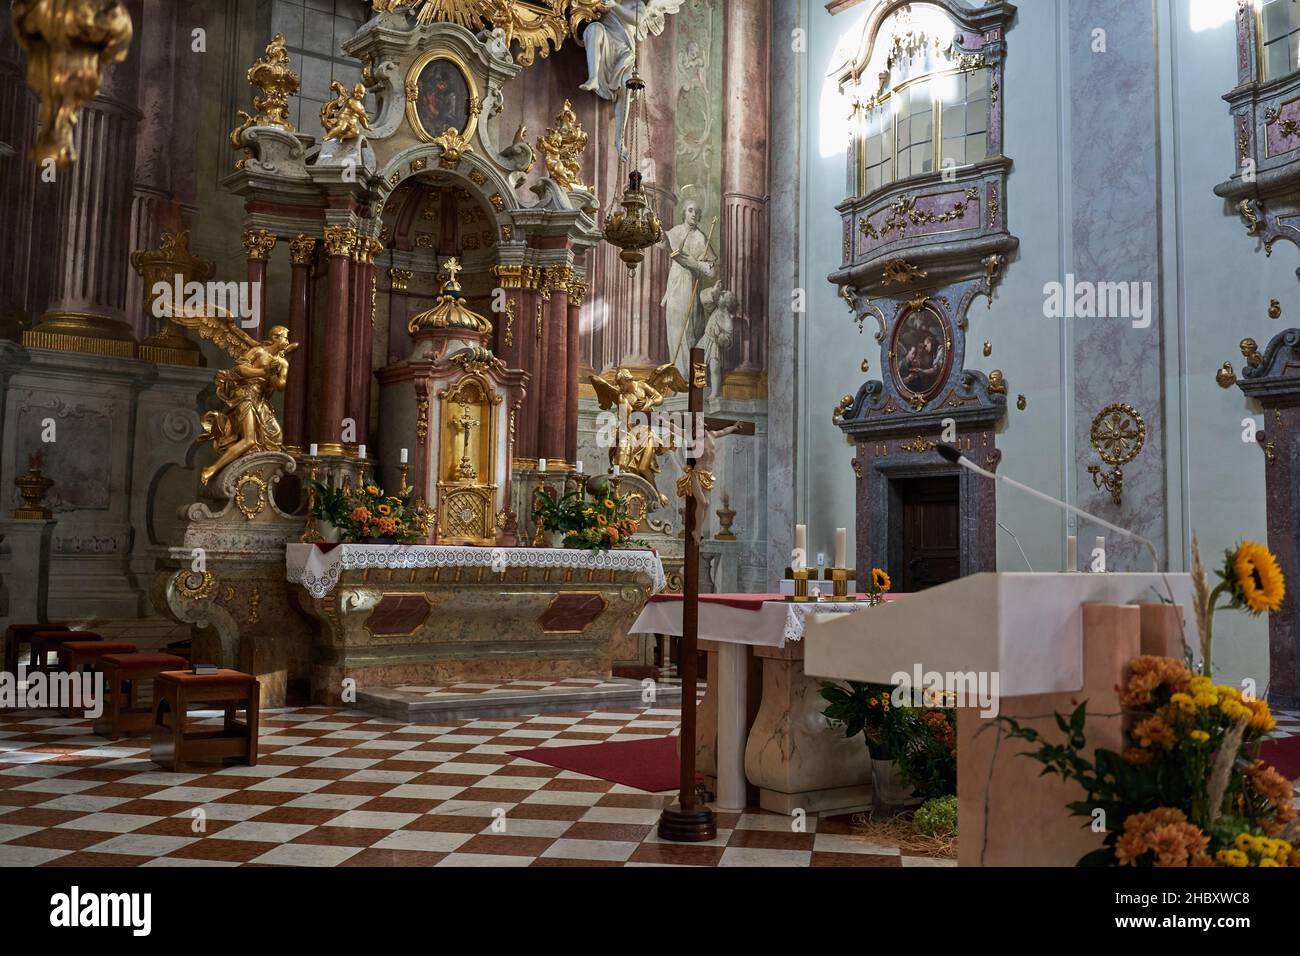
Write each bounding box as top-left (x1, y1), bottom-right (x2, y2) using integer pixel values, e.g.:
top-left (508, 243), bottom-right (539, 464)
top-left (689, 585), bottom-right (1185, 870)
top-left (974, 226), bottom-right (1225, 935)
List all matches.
top-left (657, 347), bottom-right (755, 842)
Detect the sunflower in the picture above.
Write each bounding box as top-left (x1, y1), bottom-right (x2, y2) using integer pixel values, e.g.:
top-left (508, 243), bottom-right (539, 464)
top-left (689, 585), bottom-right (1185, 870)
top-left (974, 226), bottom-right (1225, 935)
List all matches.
top-left (1228, 541), bottom-right (1285, 614)
top-left (366, 485), bottom-right (380, 496)
top-left (597, 515), bottom-right (608, 526)
top-left (871, 568), bottom-right (891, 592)
top-left (603, 499), bottom-right (615, 510)
top-left (377, 504), bottom-right (392, 516)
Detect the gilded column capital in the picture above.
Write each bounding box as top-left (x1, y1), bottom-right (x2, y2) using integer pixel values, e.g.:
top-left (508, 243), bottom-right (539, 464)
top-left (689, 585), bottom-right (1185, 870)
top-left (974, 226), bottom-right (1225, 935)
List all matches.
top-left (241, 228), bottom-right (278, 261)
top-left (365, 236), bottom-right (384, 264)
top-left (323, 225), bottom-right (358, 257)
top-left (289, 235), bottom-right (317, 265)
top-left (389, 268), bottom-right (412, 291)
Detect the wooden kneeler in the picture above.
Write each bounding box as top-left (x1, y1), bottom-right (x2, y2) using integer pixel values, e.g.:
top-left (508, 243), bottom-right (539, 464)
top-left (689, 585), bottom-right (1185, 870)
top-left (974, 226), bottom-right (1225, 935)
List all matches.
top-left (151, 670), bottom-right (260, 772)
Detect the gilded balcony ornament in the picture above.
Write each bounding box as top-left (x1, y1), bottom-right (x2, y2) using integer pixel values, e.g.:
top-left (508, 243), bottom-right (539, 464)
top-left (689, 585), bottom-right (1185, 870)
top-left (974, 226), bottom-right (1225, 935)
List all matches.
top-left (536, 99), bottom-right (588, 190)
top-left (320, 81), bottom-right (372, 142)
top-left (832, 394), bottom-right (855, 425)
top-left (987, 369), bottom-right (1008, 395)
top-left (11, 0), bottom-right (133, 168)
top-left (373, 1), bottom-right (605, 67)
top-left (881, 259), bottom-right (927, 285)
top-left (1269, 298), bottom-right (1282, 319)
top-left (164, 314), bottom-right (299, 485)
top-left (229, 33), bottom-right (300, 149)
top-left (1236, 198), bottom-right (1262, 237)
top-left (1215, 362), bottom-right (1237, 389)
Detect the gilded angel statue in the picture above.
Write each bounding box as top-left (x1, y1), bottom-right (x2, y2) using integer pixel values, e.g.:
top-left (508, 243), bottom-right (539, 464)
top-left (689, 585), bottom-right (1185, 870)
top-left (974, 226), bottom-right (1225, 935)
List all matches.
top-left (167, 309), bottom-right (298, 484)
top-left (320, 80), bottom-right (371, 142)
top-left (589, 363), bottom-right (687, 504)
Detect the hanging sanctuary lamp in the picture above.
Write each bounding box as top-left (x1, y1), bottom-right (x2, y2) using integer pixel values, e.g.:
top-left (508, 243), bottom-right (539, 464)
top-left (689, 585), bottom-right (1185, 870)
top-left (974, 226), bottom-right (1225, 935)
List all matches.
top-left (601, 25), bottom-right (663, 273)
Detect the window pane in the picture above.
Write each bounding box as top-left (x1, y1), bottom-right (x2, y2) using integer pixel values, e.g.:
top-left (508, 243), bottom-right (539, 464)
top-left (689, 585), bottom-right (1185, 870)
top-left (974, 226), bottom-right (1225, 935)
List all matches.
top-left (866, 165), bottom-right (881, 193)
top-left (910, 81), bottom-right (931, 114)
top-left (1268, 39), bottom-right (1292, 80)
top-left (911, 111), bottom-right (932, 144)
top-left (912, 146), bottom-right (932, 176)
top-left (866, 131), bottom-right (881, 166)
top-left (966, 68), bottom-right (986, 97)
top-left (880, 155), bottom-right (892, 186)
top-left (942, 104), bottom-right (966, 137)
top-left (1264, 0), bottom-right (1291, 38)
top-left (965, 96), bottom-right (989, 135)
top-left (966, 132), bottom-right (987, 163)
top-left (941, 137), bottom-right (965, 167)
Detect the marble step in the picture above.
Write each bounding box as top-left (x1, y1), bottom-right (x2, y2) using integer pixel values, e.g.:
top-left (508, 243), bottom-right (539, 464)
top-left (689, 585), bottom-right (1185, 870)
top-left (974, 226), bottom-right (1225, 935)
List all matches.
top-left (352, 676), bottom-right (684, 722)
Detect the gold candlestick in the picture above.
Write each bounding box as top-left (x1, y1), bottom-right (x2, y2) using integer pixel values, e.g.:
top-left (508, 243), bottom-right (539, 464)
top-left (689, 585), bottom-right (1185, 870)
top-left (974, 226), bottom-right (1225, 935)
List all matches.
top-left (299, 457), bottom-right (323, 543)
top-left (398, 462), bottom-right (411, 496)
top-left (785, 568), bottom-right (813, 603)
top-left (828, 567), bottom-right (856, 602)
top-left (532, 474), bottom-right (554, 547)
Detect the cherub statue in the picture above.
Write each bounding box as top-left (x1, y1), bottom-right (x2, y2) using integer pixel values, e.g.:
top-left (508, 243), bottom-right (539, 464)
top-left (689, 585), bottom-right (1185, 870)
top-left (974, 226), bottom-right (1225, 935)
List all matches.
top-left (320, 80), bottom-right (371, 142)
top-left (167, 310), bottom-right (298, 484)
top-left (696, 287), bottom-right (738, 400)
top-left (535, 100), bottom-right (587, 190)
top-left (589, 363), bottom-right (688, 504)
top-left (577, 0), bottom-right (685, 159)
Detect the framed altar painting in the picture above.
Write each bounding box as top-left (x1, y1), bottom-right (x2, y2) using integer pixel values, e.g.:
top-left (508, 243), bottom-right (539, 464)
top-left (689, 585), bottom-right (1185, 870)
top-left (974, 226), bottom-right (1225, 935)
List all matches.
top-left (405, 50), bottom-right (479, 142)
top-left (889, 303), bottom-right (953, 403)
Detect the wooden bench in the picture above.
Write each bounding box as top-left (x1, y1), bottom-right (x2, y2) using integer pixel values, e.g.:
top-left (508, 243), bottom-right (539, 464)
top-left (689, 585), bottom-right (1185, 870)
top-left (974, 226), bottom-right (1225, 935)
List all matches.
top-left (94, 652), bottom-right (187, 740)
top-left (31, 629), bottom-right (103, 674)
top-left (4, 623), bottom-right (69, 674)
top-left (151, 669), bottom-right (260, 772)
top-left (58, 641), bottom-right (138, 717)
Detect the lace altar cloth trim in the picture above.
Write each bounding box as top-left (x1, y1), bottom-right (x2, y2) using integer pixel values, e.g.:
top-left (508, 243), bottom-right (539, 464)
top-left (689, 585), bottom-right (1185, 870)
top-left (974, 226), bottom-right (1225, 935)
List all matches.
top-left (285, 543), bottom-right (667, 599)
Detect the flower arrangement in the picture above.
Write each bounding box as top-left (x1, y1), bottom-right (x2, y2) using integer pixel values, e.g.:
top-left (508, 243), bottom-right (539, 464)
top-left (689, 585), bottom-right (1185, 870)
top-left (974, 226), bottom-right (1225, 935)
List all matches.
top-left (820, 680), bottom-right (957, 800)
top-left (1000, 654), bottom-right (1298, 867)
top-left (308, 478), bottom-right (430, 544)
top-left (866, 567), bottom-right (890, 605)
top-left (1194, 536), bottom-right (1286, 677)
top-left (531, 488), bottom-right (640, 554)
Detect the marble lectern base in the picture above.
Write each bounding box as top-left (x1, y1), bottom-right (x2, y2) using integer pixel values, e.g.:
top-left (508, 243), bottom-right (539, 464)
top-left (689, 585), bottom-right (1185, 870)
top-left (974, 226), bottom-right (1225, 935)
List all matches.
top-left (958, 602), bottom-right (1184, 867)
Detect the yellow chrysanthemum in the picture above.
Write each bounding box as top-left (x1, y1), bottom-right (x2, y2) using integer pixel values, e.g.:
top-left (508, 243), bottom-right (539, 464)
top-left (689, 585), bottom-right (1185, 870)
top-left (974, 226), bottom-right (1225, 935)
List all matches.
top-left (1170, 692), bottom-right (1195, 715)
top-left (1216, 848), bottom-right (1249, 868)
top-left (871, 568), bottom-right (891, 592)
top-left (1189, 729), bottom-right (1210, 743)
top-left (1232, 541), bottom-right (1286, 614)
top-left (1190, 676), bottom-right (1212, 693)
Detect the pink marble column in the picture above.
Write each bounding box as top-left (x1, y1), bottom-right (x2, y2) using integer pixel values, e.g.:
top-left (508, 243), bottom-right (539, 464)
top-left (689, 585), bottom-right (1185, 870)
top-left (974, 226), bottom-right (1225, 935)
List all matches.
top-left (566, 283), bottom-right (582, 463)
top-left (284, 235), bottom-right (315, 452)
top-left (540, 284), bottom-right (570, 462)
top-left (319, 228), bottom-right (353, 449)
top-left (721, 0), bottom-right (770, 374)
top-left (241, 229), bottom-right (276, 337)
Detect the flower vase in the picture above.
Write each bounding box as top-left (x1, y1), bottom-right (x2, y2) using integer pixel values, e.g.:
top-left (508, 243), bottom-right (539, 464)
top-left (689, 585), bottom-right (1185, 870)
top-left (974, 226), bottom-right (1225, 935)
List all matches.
top-left (545, 530), bottom-right (565, 549)
top-left (319, 520), bottom-right (341, 544)
top-left (869, 756), bottom-right (920, 816)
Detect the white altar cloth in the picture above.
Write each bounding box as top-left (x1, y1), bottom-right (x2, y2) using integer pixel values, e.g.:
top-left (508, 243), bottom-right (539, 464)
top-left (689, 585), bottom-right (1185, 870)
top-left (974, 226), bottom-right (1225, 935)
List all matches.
top-left (286, 543), bottom-right (667, 599)
top-left (629, 595), bottom-right (878, 648)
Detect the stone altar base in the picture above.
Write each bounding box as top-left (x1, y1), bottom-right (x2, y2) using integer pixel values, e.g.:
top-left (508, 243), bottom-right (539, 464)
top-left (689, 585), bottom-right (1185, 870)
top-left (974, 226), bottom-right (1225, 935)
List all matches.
top-left (295, 565), bottom-right (654, 706)
top-left (355, 676), bottom-right (681, 722)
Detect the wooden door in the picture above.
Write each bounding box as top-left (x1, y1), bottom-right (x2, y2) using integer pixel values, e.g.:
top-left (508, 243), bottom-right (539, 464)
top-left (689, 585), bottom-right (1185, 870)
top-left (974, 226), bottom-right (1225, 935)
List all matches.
top-left (901, 476), bottom-right (960, 591)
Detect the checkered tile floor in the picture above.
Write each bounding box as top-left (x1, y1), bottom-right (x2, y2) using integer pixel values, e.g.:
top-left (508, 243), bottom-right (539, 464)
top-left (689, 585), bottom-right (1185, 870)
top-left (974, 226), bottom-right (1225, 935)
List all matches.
top-left (393, 678), bottom-right (635, 699)
top-left (0, 701), bottom-right (941, 868)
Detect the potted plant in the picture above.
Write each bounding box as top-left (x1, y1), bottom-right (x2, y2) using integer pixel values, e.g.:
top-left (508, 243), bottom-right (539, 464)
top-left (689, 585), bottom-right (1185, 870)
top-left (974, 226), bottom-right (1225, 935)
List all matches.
top-left (532, 488), bottom-right (580, 548)
top-left (531, 488), bottom-right (641, 553)
top-left (307, 480), bottom-right (350, 543)
top-left (820, 681), bottom-right (947, 814)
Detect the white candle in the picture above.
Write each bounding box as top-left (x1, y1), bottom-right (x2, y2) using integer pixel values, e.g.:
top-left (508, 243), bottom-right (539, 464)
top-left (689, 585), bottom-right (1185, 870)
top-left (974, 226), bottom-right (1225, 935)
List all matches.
top-left (576, 460), bottom-right (583, 473)
top-left (834, 528), bottom-right (846, 568)
top-left (795, 524), bottom-right (806, 553)
top-left (309, 443), bottom-right (318, 457)
top-left (400, 447), bottom-right (408, 464)
top-left (1066, 535), bottom-right (1078, 572)
top-left (357, 444), bottom-right (366, 459)
top-left (538, 458), bottom-right (547, 472)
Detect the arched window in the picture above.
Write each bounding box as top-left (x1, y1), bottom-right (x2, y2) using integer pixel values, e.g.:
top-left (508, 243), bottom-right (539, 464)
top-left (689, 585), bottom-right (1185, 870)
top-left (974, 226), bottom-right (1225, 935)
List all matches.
top-left (1260, 0), bottom-right (1300, 82)
top-left (840, 4), bottom-right (991, 200)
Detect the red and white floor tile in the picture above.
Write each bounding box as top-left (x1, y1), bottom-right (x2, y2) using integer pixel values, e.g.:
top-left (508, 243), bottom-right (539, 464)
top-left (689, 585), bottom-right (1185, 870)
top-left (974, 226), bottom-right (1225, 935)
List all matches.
top-left (0, 701), bottom-right (944, 868)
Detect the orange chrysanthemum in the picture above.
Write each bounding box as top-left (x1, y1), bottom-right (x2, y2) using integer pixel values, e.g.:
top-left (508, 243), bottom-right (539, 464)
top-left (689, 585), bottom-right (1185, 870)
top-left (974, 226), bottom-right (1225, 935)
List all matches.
top-left (1114, 808), bottom-right (1211, 867)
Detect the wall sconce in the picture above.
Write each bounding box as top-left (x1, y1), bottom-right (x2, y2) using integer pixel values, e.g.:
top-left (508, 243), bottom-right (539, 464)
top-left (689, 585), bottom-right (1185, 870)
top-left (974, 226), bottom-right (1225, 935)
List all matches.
top-left (1087, 403), bottom-right (1145, 507)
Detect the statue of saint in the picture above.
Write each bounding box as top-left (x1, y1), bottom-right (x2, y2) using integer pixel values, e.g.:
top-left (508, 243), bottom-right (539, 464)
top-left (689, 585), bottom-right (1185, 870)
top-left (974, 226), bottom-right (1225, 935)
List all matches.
top-left (697, 287), bottom-right (738, 400)
top-left (661, 199), bottom-right (715, 377)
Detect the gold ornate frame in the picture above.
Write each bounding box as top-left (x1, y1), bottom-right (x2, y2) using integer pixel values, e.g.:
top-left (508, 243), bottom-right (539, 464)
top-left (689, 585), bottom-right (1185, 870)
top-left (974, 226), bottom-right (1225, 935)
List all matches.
top-left (888, 303), bottom-right (954, 406)
top-left (405, 49), bottom-right (480, 144)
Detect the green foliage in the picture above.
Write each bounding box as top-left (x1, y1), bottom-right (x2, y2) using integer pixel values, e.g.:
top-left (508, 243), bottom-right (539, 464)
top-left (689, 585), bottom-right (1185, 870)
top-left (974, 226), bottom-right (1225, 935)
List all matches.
top-left (913, 795), bottom-right (957, 837)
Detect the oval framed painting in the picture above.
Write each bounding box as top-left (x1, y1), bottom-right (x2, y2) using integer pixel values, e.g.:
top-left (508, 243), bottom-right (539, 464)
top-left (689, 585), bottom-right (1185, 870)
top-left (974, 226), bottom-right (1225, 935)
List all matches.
top-left (405, 50), bottom-right (479, 143)
top-left (889, 302), bottom-right (953, 405)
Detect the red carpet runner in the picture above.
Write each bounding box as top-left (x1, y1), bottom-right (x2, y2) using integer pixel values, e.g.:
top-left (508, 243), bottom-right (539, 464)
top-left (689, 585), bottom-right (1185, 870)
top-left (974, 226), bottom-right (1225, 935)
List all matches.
top-left (1258, 735), bottom-right (1300, 782)
top-left (509, 736), bottom-right (694, 793)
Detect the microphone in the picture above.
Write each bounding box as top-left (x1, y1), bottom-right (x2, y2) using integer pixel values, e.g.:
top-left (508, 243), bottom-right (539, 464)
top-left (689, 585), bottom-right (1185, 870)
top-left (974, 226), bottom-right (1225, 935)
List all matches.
top-left (936, 443), bottom-right (1161, 572)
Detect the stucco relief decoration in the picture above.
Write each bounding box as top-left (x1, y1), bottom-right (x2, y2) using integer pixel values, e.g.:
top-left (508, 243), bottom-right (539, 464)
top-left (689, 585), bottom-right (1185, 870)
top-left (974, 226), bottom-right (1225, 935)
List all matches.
top-left (373, 0), bottom-right (607, 66)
